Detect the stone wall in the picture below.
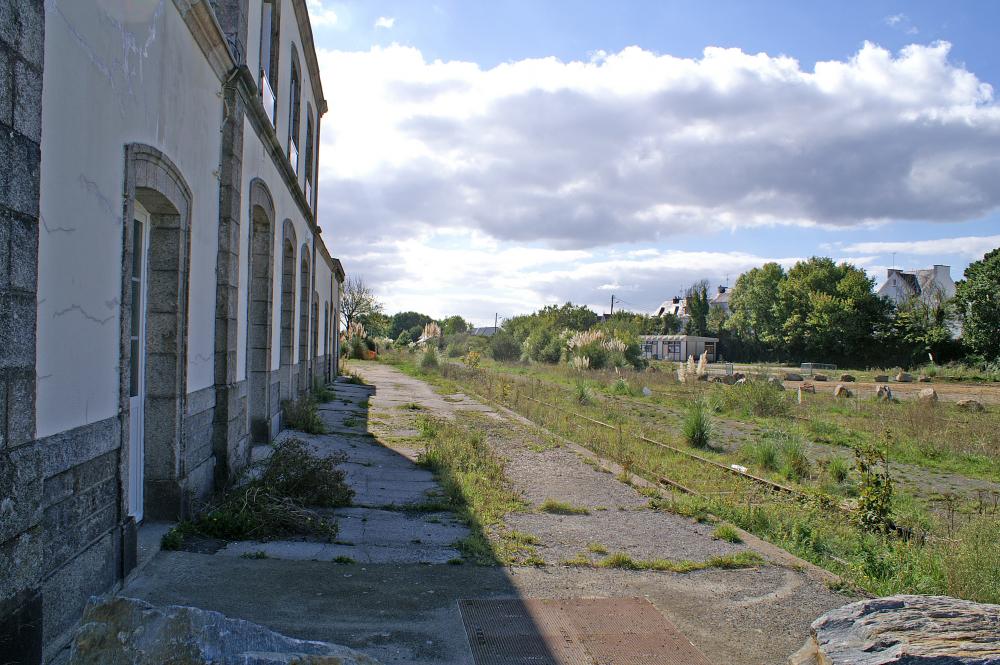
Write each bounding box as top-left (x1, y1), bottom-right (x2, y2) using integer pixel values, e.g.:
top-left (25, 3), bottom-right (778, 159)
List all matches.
top-left (0, 0), bottom-right (45, 662)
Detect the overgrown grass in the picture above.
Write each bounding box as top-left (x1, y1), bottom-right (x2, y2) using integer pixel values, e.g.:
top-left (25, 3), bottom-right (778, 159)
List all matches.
top-left (539, 498), bottom-right (590, 515)
top-left (713, 524), bottom-right (743, 543)
top-left (592, 550), bottom-right (762, 572)
top-left (312, 381), bottom-right (335, 403)
top-left (681, 399), bottom-right (712, 449)
top-left (162, 439), bottom-right (353, 547)
top-left (415, 414), bottom-right (528, 564)
top-left (421, 346), bottom-right (439, 370)
top-left (385, 355), bottom-right (1000, 601)
top-left (282, 396), bottom-right (325, 434)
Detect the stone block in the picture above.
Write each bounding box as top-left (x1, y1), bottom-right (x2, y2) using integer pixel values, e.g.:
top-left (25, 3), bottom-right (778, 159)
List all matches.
top-left (9, 210), bottom-right (36, 292)
top-left (185, 385), bottom-right (216, 417)
top-left (145, 312), bottom-right (178, 350)
top-left (1, 130), bottom-right (40, 217)
top-left (7, 370), bottom-right (34, 445)
top-left (41, 417), bottom-right (119, 480)
top-left (65, 597), bottom-right (380, 665)
top-left (42, 532), bottom-right (118, 656)
top-left (0, 526), bottom-right (42, 601)
top-left (145, 271), bottom-right (180, 311)
top-left (144, 479), bottom-right (182, 521)
top-left (0, 3), bottom-right (16, 50)
top-left (44, 496), bottom-right (116, 574)
top-left (13, 58), bottom-right (41, 142)
top-left (13, 0), bottom-right (44, 68)
top-left (789, 594), bottom-right (1000, 664)
top-left (144, 354), bottom-right (179, 397)
top-left (0, 292), bottom-right (35, 369)
top-left (0, 44), bottom-right (11, 128)
top-left (0, 441), bottom-right (42, 543)
top-left (0, 379), bottom-right (7, 447)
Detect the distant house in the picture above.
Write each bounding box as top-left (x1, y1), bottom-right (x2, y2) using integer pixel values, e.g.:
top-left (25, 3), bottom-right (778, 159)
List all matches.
top-left (877, 265), bottom-right (956, 307)
top-left (470, 326), bottom-right (499, 337)
top-left (710, 286), bottom-right (731, 314)
top-left (640, 335), bottom-right (719, 362)
top-left (654, 297), bottom-right (689, 321)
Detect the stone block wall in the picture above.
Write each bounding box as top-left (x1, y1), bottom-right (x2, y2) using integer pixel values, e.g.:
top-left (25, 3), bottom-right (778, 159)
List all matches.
top-left (0, 0), bottom-right (44, 662)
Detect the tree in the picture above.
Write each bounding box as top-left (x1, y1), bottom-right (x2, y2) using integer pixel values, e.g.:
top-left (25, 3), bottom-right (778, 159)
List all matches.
top-left (440, 315), bottom-right (470, 336)
top-left (954, 247), bottom-right (1000, 361)
top-left (489, 329), bottom-right (522, 362)
top-left (389, 311), bottom-right (434, 340)
top-left (684, 280), bottom-right (710, 336)
top-left (341, 277), bottom-right (383, 335)
top-left (881, 297), bottom-right (956, 366)
top-left (358, 311), bottom-right (390, 339)
top-left (776, 257), bottom-right (889, 363)
top-left (726, 263), bottom-right (785, 355)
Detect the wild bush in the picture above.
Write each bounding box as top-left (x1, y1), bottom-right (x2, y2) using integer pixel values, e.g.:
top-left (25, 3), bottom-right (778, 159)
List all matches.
top-left (855, 440), bottom-right (894, 533)
top-left (167, 439), bottom-right (353, 543)
top-left (682, 399), bottom-right (713, 449)
top-left (741, 439), bottom-right (779, 471)
top-left (828, 456), bottom-right (850, 483)
top-left (282, 396), bottom-right (325, 434)
top-left (780, 438), bottom-right (811, 481)
top-left (420, 345), bottom-right (439, 370)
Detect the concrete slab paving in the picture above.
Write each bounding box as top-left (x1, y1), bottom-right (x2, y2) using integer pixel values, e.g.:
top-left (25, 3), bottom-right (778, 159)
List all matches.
top-left (125, 362), bottom-right (850, 665)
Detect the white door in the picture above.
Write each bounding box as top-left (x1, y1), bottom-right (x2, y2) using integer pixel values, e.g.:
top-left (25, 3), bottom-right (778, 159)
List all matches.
top-left (128, 203), bottom-right (150, 521)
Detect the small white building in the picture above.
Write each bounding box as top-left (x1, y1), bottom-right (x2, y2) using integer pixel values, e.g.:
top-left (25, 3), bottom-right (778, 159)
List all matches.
top-left (710, 286), bottom-right (731, 314)
top-left (877, 265), bottom-right (956, 307)
top-left (640, 335), bottom-right (719, 362)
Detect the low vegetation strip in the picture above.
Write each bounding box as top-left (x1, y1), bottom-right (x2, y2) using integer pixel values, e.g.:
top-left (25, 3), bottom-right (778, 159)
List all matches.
top-left (563, 550), bottom-right (763, 573)
top-left (162, 439), bottom-right (354, 548)
top-left (414, 413), bottom-right (532, 564)
top-left (377, 354), bottom-right (1000, 604)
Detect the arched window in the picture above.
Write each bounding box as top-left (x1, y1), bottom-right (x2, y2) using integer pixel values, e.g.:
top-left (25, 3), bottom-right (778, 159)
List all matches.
top-left (259, 0), bottom-right (279, 124)
top-left (304, 104), bottom-right (314, 206)
top-left (288, 47), bottom-right (302, 173)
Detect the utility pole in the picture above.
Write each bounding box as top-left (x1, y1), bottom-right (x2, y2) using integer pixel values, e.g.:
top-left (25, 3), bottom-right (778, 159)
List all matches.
top-left (609, 294), bottom-right (615, 316)
top-left (494, 312), bottom-right (498, 330)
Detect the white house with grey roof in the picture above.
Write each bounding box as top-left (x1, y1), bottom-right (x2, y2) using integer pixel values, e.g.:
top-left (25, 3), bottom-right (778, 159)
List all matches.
top-left (877, 265), bottom-right (956, 307)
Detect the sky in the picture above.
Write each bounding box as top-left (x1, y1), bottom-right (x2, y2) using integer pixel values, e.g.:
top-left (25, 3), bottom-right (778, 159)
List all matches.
top-left (306, 0), bottom-right (1000, 325)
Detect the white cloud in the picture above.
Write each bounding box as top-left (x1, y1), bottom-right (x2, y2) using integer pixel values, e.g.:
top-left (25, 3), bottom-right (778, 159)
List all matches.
top-left (885, 13), bottom-right (918, 34)
top-left (374, 16), bottom-right (395, 29)
top-left (317, 42), bottom-right (999, 250)
top-left (312, 41), bottom-right (1000, 317)
top-left (307, 0), bottom-right (338, 27)
top-left (839, 235), bottom-right (1000, 259)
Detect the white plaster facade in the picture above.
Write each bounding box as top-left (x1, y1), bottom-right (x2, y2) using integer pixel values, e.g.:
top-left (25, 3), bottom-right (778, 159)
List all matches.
top-left (16, 1), bottom-right (346, 659)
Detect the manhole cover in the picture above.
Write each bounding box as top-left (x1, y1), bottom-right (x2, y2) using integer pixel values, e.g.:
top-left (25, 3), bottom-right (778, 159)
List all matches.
top-left (458, 597), bottom-right (713, 665)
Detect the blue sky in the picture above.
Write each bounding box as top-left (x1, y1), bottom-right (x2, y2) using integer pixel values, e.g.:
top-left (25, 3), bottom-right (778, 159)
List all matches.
top-left (307, 1), bottom-right (1000, 325)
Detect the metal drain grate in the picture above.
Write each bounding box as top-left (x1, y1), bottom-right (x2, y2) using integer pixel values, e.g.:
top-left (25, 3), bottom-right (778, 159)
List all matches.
top-left (458, 597), bottom-right (713, 665)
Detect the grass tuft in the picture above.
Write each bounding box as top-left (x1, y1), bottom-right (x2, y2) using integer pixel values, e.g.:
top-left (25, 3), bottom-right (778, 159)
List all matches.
top-left (682, 399), bottom-right (713, 449)
top-left (282, 396), bottom-right (326, 434)
top-left (713, 524), bottom-right (743, 543)
top-left (539, 498), bottom-right (591, 515)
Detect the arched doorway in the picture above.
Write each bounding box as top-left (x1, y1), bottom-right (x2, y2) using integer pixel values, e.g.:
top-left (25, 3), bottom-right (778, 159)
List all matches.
top-left (297, 246), bottom-right (311, 394)
top-left (278, 221), bottom-right (297, 401)
top-left (246, 181), bottom-right (274, 442)
top-left (122, 144), bottom-right (191, 522)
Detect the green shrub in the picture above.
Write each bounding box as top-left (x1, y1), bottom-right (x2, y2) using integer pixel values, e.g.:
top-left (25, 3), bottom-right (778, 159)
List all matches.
top-left (282, 396), bottom-right (325, 434)
top-left (610, 377), bottom-right (633, 396)
top-left (347, 336), bottom-right (368, 360)
top-left (856, 441), bottom-right (894, 533)
top-left (574, 380), bottom-right (594, 405)
top-left (828, 456), bottom-right (850, 483)
top-left (742, 439), bottom-right (779, 471)
top-left (780, 438), bottom-right (811, 481)
top-left (420, 346), bottom-right (439, 370)
top-left (682, 399), bottom-right (713, 449)
top-left (490, 330), bottom-right (522, 362)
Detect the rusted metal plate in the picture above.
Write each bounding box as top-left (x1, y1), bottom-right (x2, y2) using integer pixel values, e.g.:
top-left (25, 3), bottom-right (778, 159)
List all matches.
top-left (458, 597), bottom-right (713, 665)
